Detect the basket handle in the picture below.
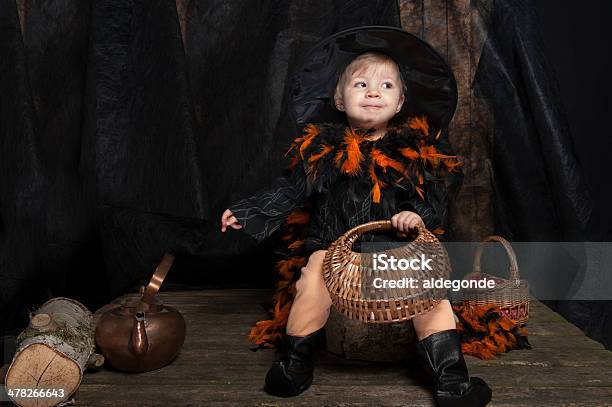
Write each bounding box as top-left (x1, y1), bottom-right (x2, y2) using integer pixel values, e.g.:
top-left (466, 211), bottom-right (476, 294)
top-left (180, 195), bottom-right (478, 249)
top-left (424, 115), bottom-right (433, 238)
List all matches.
top-left (472, 235), bottom-right (519, 280)
top-left (343, 220), bottom-right (424, 244)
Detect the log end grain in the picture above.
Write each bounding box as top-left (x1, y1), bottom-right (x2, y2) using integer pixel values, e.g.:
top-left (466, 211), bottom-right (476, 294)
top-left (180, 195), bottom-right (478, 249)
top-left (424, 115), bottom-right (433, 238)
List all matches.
top-left (6, 343), bottom-right (81, 407)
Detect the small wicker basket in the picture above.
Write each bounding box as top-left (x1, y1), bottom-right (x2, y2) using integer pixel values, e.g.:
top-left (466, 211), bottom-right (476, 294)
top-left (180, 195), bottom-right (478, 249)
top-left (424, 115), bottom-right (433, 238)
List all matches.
top-left (455, 235), bottom-right (530, 325)
top-left (322, 220), bottom-right (452, 324)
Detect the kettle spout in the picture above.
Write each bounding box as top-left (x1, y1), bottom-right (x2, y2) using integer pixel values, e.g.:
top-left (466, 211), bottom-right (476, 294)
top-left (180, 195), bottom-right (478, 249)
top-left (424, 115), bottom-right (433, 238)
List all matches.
top-left (130, 311), bottom-right (149, 356)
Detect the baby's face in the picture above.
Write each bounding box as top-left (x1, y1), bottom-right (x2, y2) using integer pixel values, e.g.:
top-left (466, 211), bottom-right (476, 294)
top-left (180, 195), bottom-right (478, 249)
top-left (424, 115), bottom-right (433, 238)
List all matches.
top-left (334, 60), bottom-right (404, 131)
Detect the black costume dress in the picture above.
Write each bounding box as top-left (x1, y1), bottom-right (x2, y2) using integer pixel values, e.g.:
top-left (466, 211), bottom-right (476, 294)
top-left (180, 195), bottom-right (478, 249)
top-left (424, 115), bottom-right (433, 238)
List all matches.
top-left (230, 120), bottom-right (461, 253)
top-left (233, 118), bottom-right (463, 348)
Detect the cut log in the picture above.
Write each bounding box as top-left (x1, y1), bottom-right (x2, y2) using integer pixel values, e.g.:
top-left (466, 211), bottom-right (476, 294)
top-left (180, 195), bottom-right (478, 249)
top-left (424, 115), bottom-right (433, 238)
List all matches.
top-left (325, 307), bottom-right (418, 362)
top-left (5, 297), bottom-right (103, 407)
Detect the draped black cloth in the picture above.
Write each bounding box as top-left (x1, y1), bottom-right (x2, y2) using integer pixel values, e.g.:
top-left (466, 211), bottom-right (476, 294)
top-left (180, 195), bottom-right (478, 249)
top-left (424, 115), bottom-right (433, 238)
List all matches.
top-left (0, 0), bottom-right (602, 352)
top-left (475, 0), bottom-right (592, 242)
top-left (0, 0), bottom-right (401, 339)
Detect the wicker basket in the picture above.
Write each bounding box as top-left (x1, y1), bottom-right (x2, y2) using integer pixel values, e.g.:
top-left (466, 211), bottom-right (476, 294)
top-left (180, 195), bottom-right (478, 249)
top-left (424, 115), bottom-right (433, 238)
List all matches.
top-left (322, 220), bottom-right (452, 324)
top-left (456, 235), bottom-right (530, 325)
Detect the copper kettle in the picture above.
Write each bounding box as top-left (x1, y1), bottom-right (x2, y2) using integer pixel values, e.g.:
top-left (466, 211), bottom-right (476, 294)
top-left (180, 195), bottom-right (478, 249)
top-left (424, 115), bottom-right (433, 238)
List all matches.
top-left (95, 254), bottom-right (186, 372)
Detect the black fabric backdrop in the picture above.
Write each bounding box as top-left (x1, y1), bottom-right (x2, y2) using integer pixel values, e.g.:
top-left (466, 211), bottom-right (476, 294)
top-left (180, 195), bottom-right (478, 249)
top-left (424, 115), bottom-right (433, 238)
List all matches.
top-left (534, 0), bottom-right (612, 353)
top-left (1, 0), bottom-right (610, 360)
top-left (0, 0), bottom-right (403, 347)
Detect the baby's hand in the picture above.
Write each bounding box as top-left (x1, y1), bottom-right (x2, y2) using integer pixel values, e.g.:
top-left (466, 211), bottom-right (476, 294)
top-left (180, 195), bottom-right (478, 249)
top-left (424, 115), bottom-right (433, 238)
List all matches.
top-left (391, 211), bottom-right (425, 235)
top-left (221, 209), bottom-right (243, 232)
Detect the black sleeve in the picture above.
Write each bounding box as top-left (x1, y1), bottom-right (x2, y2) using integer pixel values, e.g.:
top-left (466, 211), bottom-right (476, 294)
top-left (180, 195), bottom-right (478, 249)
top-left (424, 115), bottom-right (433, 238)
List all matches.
top-left (229, 162), bottom-right (311, 243)
top-left (398, 189), bottom-right (443, 231)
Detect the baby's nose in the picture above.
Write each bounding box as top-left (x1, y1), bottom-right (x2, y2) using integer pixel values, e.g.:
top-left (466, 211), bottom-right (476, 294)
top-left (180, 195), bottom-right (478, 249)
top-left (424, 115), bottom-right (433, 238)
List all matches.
top-left (367, 89), bottom-right (380, 97)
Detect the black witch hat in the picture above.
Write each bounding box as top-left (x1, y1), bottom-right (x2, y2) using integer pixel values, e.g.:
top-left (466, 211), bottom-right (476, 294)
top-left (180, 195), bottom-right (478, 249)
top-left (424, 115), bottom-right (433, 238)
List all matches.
top-left (291, 26), bottom-right (458, 131)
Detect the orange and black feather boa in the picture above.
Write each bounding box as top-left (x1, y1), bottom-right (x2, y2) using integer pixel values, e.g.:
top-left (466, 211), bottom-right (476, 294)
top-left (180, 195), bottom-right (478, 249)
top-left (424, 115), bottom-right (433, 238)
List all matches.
top-left (248, 117), bottom-right (530, 360)
top-left (453, 303), bottom-right (531, 359)
top-left (285, 117), bottom-right (461, 205)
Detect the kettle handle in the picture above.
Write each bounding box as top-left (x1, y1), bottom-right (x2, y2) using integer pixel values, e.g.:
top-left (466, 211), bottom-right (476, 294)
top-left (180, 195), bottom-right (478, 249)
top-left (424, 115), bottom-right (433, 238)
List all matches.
top-left (141, 253), bottom-right (175, 306)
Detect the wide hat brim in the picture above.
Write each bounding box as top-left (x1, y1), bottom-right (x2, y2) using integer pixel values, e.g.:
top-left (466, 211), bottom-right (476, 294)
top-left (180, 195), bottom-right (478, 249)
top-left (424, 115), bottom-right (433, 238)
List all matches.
top-left (291, 26), bottom-right (458, 130)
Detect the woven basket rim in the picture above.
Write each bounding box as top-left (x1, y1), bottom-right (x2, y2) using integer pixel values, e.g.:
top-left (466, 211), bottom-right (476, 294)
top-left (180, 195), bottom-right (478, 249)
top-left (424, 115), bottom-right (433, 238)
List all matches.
top-left (323, 220), bottom-right (452, 323)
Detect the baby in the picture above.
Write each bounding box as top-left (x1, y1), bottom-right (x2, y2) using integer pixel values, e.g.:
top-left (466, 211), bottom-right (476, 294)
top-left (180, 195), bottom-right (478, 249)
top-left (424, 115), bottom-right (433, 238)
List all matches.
top-left (221, 46), bottom-right (491, 406)
top-left (222, 53), bottom-right (425, 236)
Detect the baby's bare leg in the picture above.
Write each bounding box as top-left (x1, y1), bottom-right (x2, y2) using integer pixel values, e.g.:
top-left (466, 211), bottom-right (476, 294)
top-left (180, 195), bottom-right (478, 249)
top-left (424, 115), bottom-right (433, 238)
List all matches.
top-left (286, 250), bottom-right (332, 337)
top-left (412, 299), bottom-right (456, 341)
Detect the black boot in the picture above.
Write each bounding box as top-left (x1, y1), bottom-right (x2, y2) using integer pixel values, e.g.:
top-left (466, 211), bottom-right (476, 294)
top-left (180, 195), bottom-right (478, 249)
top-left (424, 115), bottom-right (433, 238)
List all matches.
top-left (416, 329), bottom-right (492, 407)
top-left (264, 328), bottom-right (326, 397)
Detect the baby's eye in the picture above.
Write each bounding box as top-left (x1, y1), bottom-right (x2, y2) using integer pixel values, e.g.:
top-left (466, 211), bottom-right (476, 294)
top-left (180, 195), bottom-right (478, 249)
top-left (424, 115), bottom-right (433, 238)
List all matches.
top-left (354, 81), bottom-right (367, 88)
top-left (382, 82), bottom-right (394, 89)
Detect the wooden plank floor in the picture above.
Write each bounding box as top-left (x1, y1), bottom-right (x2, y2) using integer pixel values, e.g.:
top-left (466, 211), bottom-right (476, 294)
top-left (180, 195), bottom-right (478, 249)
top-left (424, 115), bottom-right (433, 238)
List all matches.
top-left (50, 290), bottom-right (612, 405)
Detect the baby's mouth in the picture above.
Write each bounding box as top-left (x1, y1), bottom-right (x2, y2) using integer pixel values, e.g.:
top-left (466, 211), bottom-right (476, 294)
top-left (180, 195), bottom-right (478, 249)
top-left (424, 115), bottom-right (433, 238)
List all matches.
top-left (362, 104), bottom-right (383, 110)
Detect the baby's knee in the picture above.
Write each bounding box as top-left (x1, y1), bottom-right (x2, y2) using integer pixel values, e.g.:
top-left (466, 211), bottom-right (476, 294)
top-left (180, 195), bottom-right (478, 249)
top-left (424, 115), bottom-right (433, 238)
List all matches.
top-left (433, 299), bottom-right (452, 313)
top-left (296, 265), bottom-right (324, 292)
top-left (307, 250), bottom-right (327, 266)
top-left (300, 251), bottom-right (326, 277)
top-left (295, 251), bottom-right (328, 293)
